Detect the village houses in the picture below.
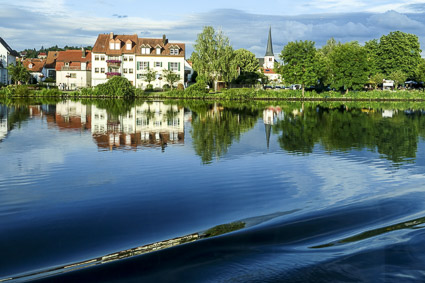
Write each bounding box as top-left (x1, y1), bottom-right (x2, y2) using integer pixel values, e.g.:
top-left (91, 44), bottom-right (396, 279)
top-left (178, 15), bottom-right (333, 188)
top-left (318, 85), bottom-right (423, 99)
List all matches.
top-left (55, 49), bottom-right (92, 90)
top-left (91, 32), bottom-right (185, 89)
top-left (0, 37), bottom-right (19, 85)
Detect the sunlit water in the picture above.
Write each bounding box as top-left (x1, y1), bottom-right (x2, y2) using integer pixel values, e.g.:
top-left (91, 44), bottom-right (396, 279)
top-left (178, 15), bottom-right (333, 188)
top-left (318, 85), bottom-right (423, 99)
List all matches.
top-left (1, 100), bottom-right (425, 282)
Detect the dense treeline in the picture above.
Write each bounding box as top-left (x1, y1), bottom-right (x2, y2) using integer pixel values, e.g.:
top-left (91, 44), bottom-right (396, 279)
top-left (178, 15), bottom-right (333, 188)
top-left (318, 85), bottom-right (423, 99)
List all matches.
top-left (277, 31), bottom-right (424, 95)
top-left (20, 45), bottom-right (93, 58)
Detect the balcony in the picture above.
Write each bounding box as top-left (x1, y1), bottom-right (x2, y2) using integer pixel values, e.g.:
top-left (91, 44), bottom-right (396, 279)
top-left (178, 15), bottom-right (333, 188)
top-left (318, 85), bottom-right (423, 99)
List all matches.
top-left (106, 72), bottom-right (121, 79)
top-left (106, 60), bottom-right (122, 67)
top-left (61, 66), bottom-right (82, 71)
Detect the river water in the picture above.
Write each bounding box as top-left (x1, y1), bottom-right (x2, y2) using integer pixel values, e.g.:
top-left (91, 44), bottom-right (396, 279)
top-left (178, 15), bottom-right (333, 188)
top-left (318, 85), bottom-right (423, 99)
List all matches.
top-left (1, 100), bottom-right (425, 282)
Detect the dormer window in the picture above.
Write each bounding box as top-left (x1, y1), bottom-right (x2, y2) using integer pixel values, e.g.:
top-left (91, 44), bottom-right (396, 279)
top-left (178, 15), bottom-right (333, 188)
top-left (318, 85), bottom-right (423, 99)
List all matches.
top-left (109, 42), bottom-right (115, 50)
top-left (65, 62), bottom-right (69, 67)
top-left (126, 43), bottom-right (132, 50)
top-left (170, 45), bottom-right (180, 55)
top-left (115, 42), bottom-right (120, 50)
top-left (29, 63), bottom-right (33, 69)
top-left (155, 46), bottom-right (162, 55)
top-left (141, 45), bottom-right (151, 55)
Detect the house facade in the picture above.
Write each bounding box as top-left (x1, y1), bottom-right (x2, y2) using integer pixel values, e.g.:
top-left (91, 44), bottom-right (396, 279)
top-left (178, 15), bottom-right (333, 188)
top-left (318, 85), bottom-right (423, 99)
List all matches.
top-left (43, 51), bottom-right (59, 80)
top-left (23, 59), bottom-right (47, 83)
top-left (55, 49), bottom-right (92, 90)
top-left (92, 33), bottom-right (185, 89)
top-left (0, 37), bottom-right (19, 85)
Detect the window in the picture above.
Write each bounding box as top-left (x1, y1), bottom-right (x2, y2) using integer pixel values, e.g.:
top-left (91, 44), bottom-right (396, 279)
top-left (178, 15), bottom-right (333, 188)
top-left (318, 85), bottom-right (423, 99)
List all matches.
top-left (170, 62), bottom-right (179, 71)
top-left (101, 56), bottom-right (105, 61)
top-left (95, 68), bottom-right (99, 73)
top-left (137, 62), bottom-right (149, 70)
top-left (269, 58), bottom-right (272, 62)
top-left (137, 74), bottom-right (143, 79)
top-left (95, 55), bottom-right (99, 61)
top-left (70, 73), bottom-right (77, 78)
top-left (123, 56), bottom-right (128, 61)
top-left (170, 48), bottom-right (179, 55)
top-left (129, 68), bottom-right (133, 74)
top-left (123, 68), bottom-right (128, 74)
top-left (156, 47), bottom-right (161, 55)
top-left (65, 62), bottom-right (69, 67)
top-left (126, 43), bottom-right (132, 50)
top-left (115, 43), bottom-right (120, 50)
top-left (155, 62), bottom-right (162, 68)
top-left (101, 68), bottom-right (105, 73)
top-left (129, 57), bottom-right (133, 61)
top-left (110, 43), bottom-right (115, 50)
top-left (141, 48), bottom-right (150, 55)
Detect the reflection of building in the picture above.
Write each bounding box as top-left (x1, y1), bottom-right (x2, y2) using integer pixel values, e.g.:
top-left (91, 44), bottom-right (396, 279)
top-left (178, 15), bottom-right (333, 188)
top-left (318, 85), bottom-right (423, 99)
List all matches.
top-left (54, 101), bottom-right (91, 131)
top-left (92, 102), bottom-right (185, 150)
top-left (263, 106), bottom-right (283, 148)
top-left (0, 105), bottom-right (8, 141)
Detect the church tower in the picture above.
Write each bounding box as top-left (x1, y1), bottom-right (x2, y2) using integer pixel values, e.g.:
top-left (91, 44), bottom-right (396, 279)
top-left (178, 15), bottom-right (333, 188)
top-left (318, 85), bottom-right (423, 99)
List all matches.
top-left (264, 27), bottom-right (275, 69)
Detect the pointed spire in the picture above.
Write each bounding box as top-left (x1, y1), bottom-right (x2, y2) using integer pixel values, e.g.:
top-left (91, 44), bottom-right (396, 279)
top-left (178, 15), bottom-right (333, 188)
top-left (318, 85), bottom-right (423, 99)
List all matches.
top-left (265, 26), bottom-right (274, 57)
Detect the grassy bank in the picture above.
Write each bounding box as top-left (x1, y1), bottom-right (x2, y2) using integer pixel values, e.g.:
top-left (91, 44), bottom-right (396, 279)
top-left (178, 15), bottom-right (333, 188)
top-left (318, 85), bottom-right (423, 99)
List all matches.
top-left (2, 85), bottom-right (425, 101)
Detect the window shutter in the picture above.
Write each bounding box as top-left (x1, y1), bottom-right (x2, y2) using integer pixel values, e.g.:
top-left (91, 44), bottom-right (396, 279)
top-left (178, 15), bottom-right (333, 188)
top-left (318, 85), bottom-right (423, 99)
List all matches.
top-left (137, 62), bottom-right (139, 70)
top-left (148, 62), bottom-right (150, 69)
top-left (168, 62), bottom-right (170, 70)
top-left (178, 63), bottom-right (180, 71)
top-left (161, 62), bottom-right (163, 67)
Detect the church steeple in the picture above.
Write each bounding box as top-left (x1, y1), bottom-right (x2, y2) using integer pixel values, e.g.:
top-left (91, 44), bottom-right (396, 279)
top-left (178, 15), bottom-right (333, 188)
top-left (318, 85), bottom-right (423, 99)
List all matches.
top-left (265, 27), bottom-right (274, 57)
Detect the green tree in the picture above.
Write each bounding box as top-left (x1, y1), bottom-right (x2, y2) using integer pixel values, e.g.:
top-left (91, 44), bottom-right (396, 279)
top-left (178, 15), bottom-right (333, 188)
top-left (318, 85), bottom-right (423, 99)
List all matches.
top-left (320, 37), bottom-right (340, 56)
top-left (96, 76), bottom-right (134, 97)
top-left (370, 73), bottom-right (386, 90)
top-left (415, 59), bottom-right (425, 84)
top-left (278, 40), bottom-right (319, 97)
top-left (143, 68), bottom-right (157, 85)
top-left (234, 49), bottom-right (259, 73)
top-left (389, 70), bottom-right (407, 89)
top-left (7, 61), bottom-right (31, 85)
top-left (377, 31), bottom-right (422, 78)
top-left (191, 26), bottom-right (237, 91)
top-left (328, 42), bottom-right (369, 93)
top-left (162, 69), bottom-right (180, 89)
top-left (364, 39), bottom-right (380, 76)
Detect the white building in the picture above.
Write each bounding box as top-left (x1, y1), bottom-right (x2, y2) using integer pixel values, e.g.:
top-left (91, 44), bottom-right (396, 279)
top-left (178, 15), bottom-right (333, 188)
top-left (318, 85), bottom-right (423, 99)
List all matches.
top-left (257, 28), bottom-right (281, 84)
top-left (56, 49), bottom-right (92, 90)
top-left (23, 59), bottom-right (47, 83)
top-left (0, 37), bottom-right (19, 85)
top-left (91, 33), bottom-right (185, 89)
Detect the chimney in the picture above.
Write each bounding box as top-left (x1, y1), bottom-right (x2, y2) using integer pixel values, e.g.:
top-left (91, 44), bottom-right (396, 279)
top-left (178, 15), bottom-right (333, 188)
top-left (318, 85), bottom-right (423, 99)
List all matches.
top-left (82, 47), bottom-right (86, 58)
top-left (110, 32), bottom-right (114, 39)
top-left (162, 34), bottom-right (168, 45)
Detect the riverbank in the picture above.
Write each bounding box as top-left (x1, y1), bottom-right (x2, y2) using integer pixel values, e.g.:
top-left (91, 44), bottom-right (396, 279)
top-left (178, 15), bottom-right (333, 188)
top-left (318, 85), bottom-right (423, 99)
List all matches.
top-left (1, 86), bottom-right (425, 101)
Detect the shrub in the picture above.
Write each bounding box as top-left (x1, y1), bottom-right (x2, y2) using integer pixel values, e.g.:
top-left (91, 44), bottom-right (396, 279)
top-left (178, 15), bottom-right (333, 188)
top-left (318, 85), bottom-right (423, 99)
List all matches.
top-left (185, 80), bottom-right (209, 96)
top-left (145, 84), bottom-right (154, 91)
top-left (134, 88), bottom-right (146, 96)
top-left (96, 76), bottom-right (134, 97)
top-left (177, 83), bottom-right (184, 91)
top-left (153, 87), bottom-right (163, 92)
top-left (15, 85), bottom-right (30, 96)
top-left (162, 84), bottom-right (171, 91)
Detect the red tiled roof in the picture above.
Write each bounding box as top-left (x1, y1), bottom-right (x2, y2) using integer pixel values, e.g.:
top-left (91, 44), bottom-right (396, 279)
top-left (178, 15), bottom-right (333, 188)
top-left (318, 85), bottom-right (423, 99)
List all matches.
top-left (23, 59), bottom-right (45, 72)
top-left (55, 50), bottom-right (92, 71)
top-left (92, 33), bottom-right (185, 57)
top-left (45, 51), bottom-right (59, 69)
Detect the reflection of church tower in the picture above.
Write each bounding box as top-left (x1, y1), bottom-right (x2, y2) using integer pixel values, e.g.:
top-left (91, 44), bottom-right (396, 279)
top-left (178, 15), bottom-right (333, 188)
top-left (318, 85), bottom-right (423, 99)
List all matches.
top-left (264, 27), bottom-right (275, 69)
top-left (265, 123), bottom-right (271, 149)
top-left (263, 109), bottom-right (275, 149)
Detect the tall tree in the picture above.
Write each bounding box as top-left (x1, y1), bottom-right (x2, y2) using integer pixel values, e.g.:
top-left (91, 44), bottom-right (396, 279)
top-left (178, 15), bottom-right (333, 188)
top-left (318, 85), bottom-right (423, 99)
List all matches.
top-left (162, 69), bottom-right (180, 89)
top-left (328, 42), bottom-right (369, 93)
top-left (364, 39), bottom-right (380, 77)
top-left (415, 59), bottom-right (425, 85)
top-left (377, 31), bottom-right (422, 78)
top-left (191, 26), bottom-right (237, 91)
top-left (143, 68), bottom-right (157, 85)
top-left (278, 40), bottom-right (319, 97)
top-left (7, 61), bottom-right (31, 84)
top-left (234, 49), bottom-right (259, 73)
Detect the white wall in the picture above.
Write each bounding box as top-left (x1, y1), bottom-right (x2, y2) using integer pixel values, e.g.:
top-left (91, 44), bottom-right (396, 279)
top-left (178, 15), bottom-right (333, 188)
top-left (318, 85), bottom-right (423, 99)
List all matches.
top-left (135, 56), bottom-right (185, 89)
top-left (56, 70), bottom-right (91, 90)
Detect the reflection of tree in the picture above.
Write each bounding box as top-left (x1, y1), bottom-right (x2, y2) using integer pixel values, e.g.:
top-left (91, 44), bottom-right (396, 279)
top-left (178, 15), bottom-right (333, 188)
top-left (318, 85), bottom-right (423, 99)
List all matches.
top-left (191, 104), bottom-right (260, 163)
top-left (274, 105), bottom-right (423, 164)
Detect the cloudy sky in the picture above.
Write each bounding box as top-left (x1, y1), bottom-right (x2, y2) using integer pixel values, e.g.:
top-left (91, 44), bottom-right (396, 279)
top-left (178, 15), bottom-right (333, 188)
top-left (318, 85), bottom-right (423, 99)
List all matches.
top-left (2, 0), bottom-right (425, 57)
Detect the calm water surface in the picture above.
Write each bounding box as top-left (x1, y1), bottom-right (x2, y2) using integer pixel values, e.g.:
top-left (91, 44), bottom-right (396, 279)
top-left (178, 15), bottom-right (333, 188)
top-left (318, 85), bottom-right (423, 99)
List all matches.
top-left (1, 100), bottom-right (425, 282)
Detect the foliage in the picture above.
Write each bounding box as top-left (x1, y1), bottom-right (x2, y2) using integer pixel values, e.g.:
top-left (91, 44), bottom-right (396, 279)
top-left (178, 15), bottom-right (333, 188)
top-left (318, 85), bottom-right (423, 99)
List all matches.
top-left (162, 69), bottom-right (180, 89)
top-left (96, 76), bottom-right (134, 97)
top-left (370, 73), bottom-right (386, 89)
top-left (184, 79), bottom-right (209, 96)
top-left (7, 61), bottom-right (31, 85)
top-left (328, 42), bottom-right (369, 93)
top-left (364, 39), bottom-right (380, 76)
top-left (143, 69), bottom-right (157, 84)
top-left (145, 84), bottom-right (154, 91)
top-left (415, 60), bottom-right (425, 83)
top-left (279, 40), bottom-right (319, 97)
top-left (234, 49), bottom-right (259, 73)
top-left (203, 222), bottom-right (246, 238)
top-left (177, 83), bottom-right (184, 91)
top-left (191, 26), bottom-right (237, 90)
top-left (377, 31), bottom-right (422, 78)
top-left (162, 84), bottom-right (171, 91)
top-left (389, 70), bottom-right (407, 88)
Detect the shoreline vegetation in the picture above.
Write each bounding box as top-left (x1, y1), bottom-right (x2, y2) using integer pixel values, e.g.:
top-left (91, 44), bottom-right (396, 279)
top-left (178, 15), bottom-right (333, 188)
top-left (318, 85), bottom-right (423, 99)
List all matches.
top-left (1, 85), bottom-right (425, 102)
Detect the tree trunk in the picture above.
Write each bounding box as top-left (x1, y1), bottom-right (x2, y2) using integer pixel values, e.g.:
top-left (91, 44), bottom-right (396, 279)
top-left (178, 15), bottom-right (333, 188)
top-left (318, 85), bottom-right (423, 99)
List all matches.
top-left (302, 85), bottom-right (305, 98)
top-left (345, 88), bottom-right (349, 95)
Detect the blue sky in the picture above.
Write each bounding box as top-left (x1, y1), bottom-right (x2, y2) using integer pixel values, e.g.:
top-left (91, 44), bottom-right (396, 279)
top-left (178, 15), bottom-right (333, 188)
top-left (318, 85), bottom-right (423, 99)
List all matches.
top-left (2, 0), bottom-right (425, 57)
